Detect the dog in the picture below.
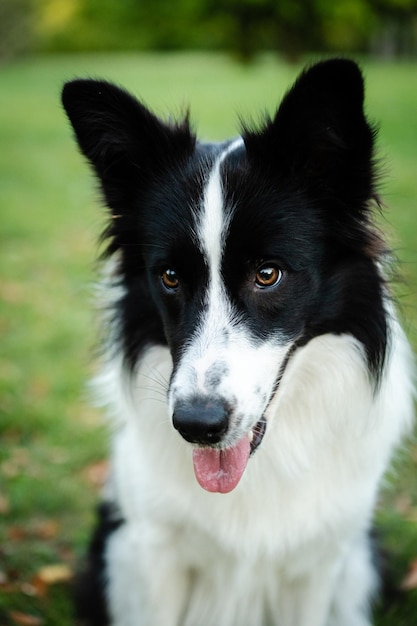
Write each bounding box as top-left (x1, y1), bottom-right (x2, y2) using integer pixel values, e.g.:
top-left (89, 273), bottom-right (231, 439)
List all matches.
top-left (62, 59), bottom-right (414, 626)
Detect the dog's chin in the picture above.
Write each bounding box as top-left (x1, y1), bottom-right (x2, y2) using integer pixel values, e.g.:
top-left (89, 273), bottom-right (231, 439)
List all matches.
top-left (191, 417), bottom-right (267, 495)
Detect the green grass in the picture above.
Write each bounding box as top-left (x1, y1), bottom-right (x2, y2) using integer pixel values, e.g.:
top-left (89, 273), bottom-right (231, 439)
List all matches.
top-left (0, 52), bottom-right (416, 625)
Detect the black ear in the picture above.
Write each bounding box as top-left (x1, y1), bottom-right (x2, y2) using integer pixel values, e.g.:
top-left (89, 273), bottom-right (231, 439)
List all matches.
top-left (244, 59), bottom-right (376, 204)
top-left (61, 79), bottom-right (195, 214)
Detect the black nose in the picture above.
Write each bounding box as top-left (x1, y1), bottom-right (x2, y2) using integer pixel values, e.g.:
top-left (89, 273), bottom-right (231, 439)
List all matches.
top-left (173, 399), bottom-right (229, 445)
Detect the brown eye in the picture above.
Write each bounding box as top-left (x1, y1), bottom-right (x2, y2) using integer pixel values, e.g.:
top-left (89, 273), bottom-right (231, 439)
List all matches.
top-left (161, 268), bottom-right (179, 290)
top-left (255, 264), bottom-right (283, 288)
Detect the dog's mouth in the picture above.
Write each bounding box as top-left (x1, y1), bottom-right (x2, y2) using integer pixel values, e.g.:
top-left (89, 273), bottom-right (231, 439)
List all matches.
top-left (249, 416), bottom-right (267, 455)
top-left (192, 417), bottom-right (267, 494)
top-left (191, 342), bottom-right (297, 495)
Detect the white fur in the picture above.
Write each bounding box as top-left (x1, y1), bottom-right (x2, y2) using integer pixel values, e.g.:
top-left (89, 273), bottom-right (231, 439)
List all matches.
top-left (97, 312), bottom-right (414, 626)
top-left (96, 152), bottom-right (415, 626)
top-left (196, 141), bottom-right (239, 280)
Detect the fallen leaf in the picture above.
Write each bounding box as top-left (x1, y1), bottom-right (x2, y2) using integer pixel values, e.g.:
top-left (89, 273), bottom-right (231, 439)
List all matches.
top-left (401, 557), bottom-right (417, 590)
top-left (394, 494), bottom-right (413, 516)
top-left (9, 611), bottom-right (43, 626)
top-left (20, 582), bottom-right (38, 597)
top-left (33, 519), bottom-right (59, 540)
top-left (83, 459), bottom-right (109, 488)
top-left (1, 447), bottom-right (31, 478)
top-left (7, 525), bottom-right (28, 540)
top-left (28, 375), bottom-right (51, 399)
top-left (7, 519), bottom-right (60, 541)
top-left (0, 493), bottom-right (10, 515)
top-left (31, 563), bottom-right (73, 597)
top-left (35, 563), bottom-right (73, 585)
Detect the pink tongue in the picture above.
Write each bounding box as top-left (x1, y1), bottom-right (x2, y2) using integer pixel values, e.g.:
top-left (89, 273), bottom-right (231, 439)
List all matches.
top-left (192, 437), bottom-right (251, 493)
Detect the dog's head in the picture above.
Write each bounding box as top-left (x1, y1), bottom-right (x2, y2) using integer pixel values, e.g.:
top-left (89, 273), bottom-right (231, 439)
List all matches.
top-left (63, 59), bottom-right (387, 492)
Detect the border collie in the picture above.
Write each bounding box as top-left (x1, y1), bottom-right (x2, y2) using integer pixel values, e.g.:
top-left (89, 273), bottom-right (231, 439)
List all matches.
top-left (62, 59), bottom-right (414, 626)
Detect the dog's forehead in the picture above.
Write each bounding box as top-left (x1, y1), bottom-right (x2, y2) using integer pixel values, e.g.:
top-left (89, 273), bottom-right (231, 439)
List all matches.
top-left (194, 138), bottom-right (245, 265)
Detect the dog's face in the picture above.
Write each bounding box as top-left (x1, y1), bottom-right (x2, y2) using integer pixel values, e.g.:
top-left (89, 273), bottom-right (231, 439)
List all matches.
top-left (62, 59), bottom-right (386, 492)
top-left (142, 138), bottom-right (324, 492)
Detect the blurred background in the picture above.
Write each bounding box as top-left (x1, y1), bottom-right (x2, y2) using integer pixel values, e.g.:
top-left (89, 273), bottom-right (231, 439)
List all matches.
top-left (0, 0), bottom-right (417, 61)
top-left (1, 1), bottom-right (416, 625)
top-left (2, 0), bottom-right (417, 61)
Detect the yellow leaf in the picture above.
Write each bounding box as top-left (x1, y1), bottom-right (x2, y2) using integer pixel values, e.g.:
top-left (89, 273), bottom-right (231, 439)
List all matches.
top-left (9, 611), bottom-right (43, 626)
top-left (401, 557), bottom-right (417, 591)
top-left (36, 563), bottom-right (73, 584)
top-left (32, 564), bottom-right (73, 596)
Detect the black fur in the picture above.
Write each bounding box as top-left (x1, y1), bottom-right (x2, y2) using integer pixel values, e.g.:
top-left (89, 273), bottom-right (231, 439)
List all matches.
top-left (74, 503), bottom-right (124, 626)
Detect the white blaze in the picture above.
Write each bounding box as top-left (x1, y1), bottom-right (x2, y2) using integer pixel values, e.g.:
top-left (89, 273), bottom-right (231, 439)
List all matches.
top-left (169, 138), bottom-right (292, 442)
